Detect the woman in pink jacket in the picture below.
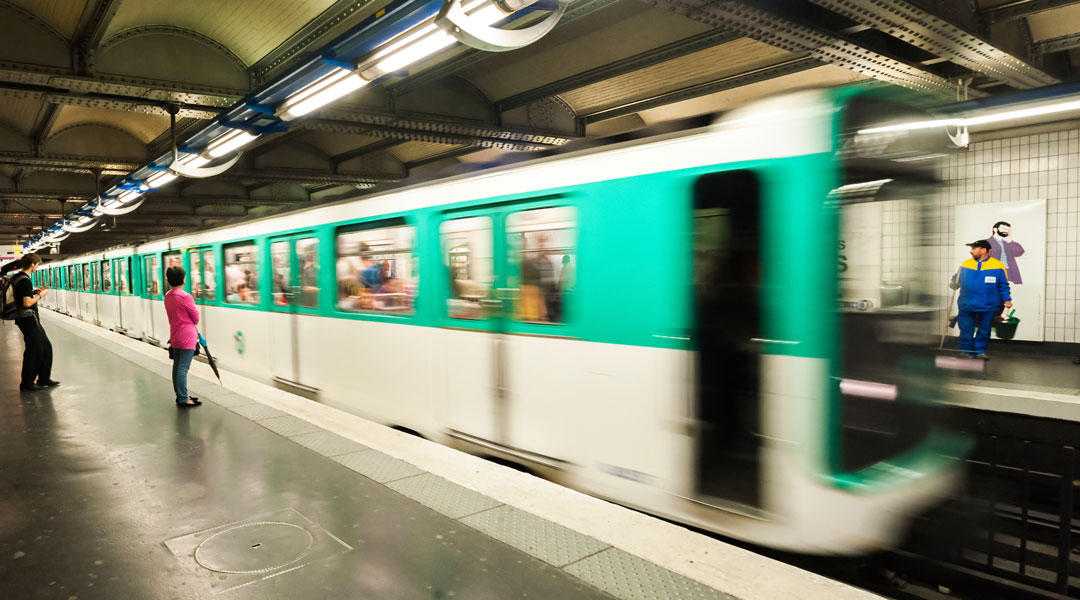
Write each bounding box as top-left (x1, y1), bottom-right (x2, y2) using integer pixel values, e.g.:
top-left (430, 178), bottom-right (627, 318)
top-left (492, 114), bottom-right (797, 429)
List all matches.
top-left (164, 266), bottom-right (201, 407)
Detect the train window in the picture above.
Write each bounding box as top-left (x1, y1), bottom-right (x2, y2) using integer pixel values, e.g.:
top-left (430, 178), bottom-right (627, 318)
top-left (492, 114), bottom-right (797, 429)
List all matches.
top-left (191, 251), bottom-right (203, 300)
top-left (202, 249), bottom-right (217, 301)
top-left (82, 264), bottom-right (91, 291)
top-left (440, 216), bottom-right (493, 320)
top-left (224, 243), bottom-right (260, 304)
top-left (102, 260), bottom-right (112, 293)
top-left (507, 207), bottom-right (576, 324)
top-left (336, 225), bottom-right (416, 314)
top-left (297, 238), bottom-right (319, 309)
top-left (271, 241), bottom-right (291, 306)
top-left (66, 265), bottom-right (73, 290)
top-left (118, 259), bottom-right (129, 295)
top-left (145, 256), bottom-right (160, 297)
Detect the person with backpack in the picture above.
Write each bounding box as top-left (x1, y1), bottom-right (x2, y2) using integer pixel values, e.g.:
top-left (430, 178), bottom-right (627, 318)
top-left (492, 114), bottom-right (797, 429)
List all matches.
top-left (8, 254), bottom-right (59, 391)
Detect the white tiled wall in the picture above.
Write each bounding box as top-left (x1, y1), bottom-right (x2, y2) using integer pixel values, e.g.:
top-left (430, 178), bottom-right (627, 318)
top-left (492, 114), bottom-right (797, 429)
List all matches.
top-left (936, 129), bottom-right (1080, 343)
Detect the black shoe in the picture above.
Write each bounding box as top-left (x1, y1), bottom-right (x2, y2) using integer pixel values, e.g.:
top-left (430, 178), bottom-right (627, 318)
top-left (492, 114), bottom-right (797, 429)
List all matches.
top-left (976, 353), bottom-right (990, 360)
top-left (177, 398), bottom-right (202, 407)
top-left (19, 384), bottom-right (46, 392)
top-left (961, 353), bottom-right (977, 359)
top-left (37, 380), bottom-right (60, 387)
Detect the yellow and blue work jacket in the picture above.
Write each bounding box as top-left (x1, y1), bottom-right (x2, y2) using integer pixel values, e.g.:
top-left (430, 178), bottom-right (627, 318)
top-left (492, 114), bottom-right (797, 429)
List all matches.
top-left (952, 257), bottom-right (1012, 312)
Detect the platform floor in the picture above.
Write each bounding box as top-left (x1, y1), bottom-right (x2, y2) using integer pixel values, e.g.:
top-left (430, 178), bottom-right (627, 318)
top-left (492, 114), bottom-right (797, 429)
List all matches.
top-left (0, 312), bottom-right (877, 600)
top-left (941, 345), bottom-right (1080, 421)
top-left (0, 318), bottom-right (624, 599)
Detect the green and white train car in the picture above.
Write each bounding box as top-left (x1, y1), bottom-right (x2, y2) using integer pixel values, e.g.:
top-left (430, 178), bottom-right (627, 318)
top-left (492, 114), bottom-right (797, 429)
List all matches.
top-left (39, 86), bottom-right (969, 554)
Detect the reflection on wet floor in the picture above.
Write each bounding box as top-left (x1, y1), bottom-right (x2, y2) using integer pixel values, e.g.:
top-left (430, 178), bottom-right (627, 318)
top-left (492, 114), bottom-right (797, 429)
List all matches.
top-left (0, 321), bottom-right (613, 599)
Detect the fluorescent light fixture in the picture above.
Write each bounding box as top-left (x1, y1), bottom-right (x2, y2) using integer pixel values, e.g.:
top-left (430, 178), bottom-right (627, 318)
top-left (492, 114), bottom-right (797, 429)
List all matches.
top-left (962, 98), bottom-right (1080, 126)
top-left (207, 129), bottom-right (258, 158)
top-left (359, 0), bottom-right (507, 80)
top-left (118, 190), bottom-right (142, 203)
top-left (859, 97), bottom-right (1080, 135)
top-left (857, 119), bottom-right (958, 135)
top-left (146, 154), bottom-right (209, 187)
top-left (832, 178), bottom-right (893, 193)
top-left (281, 69), bottom-right (369, 119)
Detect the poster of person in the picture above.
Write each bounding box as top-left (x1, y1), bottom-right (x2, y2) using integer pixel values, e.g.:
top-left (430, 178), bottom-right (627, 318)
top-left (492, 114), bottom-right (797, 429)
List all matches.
top-left (954, 199), bottom-right (1046, 342)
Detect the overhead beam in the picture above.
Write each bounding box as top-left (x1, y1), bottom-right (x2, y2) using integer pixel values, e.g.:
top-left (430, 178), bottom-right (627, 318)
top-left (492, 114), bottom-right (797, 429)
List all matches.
top-left (0, 82), bottom-right (224, 120)
top-left (985, 0), bottom-right (1080, 24)
top-left (583, 56), bottom-right (823, 124)
top-left (252, 0), bottom-right (379, 83)
top-left (643, 0), bottom-right (970, 98)
top-left (808, 0), bottom-right (1058, 89)
top-left (331, 139), bottom-right (402, 165)
top-left (497, 29), bottom-right (742, 111)
top-left (318, 108), bottom-right (574, 145)
top-left (0, 153), bottom-right (139, 174)
top-left (0, 66), bottom-right (241, 112)
top-left (391, 0), bottom-right (622, 95)
top-left (1034, 31), bottom-right (1080, 54)
top-left (74, 0), bottom-right (124, 50)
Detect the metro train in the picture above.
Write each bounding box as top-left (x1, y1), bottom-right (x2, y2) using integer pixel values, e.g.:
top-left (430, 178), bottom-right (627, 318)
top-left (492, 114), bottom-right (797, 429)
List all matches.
top-left (31, 86), bottom-right (971, 554)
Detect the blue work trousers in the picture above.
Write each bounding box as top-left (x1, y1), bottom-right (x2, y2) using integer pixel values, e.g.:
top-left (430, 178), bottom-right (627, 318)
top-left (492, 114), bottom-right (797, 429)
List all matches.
top-left (957, 310), bottom-right (995, 354)
top-left (171, 348), bottom-right (195, 403)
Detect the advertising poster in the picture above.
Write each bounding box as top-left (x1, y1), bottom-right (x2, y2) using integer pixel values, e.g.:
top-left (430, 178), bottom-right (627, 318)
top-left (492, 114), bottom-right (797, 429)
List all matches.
top-left (838, 201), bottom-right (883, 310)
top-left (954, 199), bottom-right (1046, 342)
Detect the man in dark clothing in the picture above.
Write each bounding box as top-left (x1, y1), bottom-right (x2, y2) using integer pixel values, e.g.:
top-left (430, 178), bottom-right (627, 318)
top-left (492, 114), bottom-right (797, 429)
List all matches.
top-left (11, 253), bottom-right (59, 392)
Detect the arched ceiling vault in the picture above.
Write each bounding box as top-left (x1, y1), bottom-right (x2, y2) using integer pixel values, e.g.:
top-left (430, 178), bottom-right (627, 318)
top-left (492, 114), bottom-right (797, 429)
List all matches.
top-left (1, 0), bottom-right (1080, 254)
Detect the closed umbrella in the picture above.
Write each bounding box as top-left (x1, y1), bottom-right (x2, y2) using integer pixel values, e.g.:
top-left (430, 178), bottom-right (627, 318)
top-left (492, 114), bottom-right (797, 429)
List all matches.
top-left (198, 333), bottom-right (222, 385)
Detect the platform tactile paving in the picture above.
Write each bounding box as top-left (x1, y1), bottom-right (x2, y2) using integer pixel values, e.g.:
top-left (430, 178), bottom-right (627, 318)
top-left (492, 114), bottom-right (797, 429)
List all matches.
top-left (290, 431), bottom-right (368, 457)
top-left (387, 473), bottom-right (503, 519)
top-left (332, 450), bottom-right (424, 483)
top-left (231, 403), bottom-right (287, 421)
top-left (565, 548), bottom-right (734, 600)
top-left (459, 505), bottom-right (609, 568)
top-left (206, 391), bottom-right (257, 408)
top-left (256, 415), bottom-right (324, 438)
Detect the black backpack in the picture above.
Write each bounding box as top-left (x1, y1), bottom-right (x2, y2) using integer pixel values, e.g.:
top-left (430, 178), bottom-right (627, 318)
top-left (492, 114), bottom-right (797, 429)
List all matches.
top-left (1, 272), bottom-right (29, 320)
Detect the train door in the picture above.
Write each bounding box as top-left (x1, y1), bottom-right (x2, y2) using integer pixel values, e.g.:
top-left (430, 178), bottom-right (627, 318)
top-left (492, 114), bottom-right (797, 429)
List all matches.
top-left (268, 234), bottom-right (320, 391)
top-left (141, 254), bottom-right (161, 343)
top-left (116, 257), bottom-right (134, 334)
top-left (157, 252), bottom-right (182, 343)
top-left (438, 213), bottom-right (502, 443)
top-left (691, 170), bottom-right (763, 509)
top-left (500, 205), bottom-right (579, 464)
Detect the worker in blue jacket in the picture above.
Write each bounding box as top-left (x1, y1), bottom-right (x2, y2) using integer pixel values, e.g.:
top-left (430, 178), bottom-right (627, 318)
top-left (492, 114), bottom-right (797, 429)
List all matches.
top-left (950, 239), bottom-right (1012, 360)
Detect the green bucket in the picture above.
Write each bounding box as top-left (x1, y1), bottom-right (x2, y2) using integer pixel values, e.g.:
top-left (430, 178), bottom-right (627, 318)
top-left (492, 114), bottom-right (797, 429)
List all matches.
top-left (994, 309), bottom-right (1020, 340)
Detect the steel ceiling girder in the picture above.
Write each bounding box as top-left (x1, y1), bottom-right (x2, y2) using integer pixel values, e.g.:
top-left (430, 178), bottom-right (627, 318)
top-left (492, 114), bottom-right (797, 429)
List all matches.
top-left (301, 119), bottom-right (555, 151)
top-left (497, 28), bottom-right (743, 111)
top-left (218, 168), bottom-right (399, 186)
top-left (0, 153), bottom-right (141, 173)
top-left (1034, 31), bottom-right (1080, 54)
top-left (318, 108), bottom-right (575, 144)
top-left (0, 66), bottom-right (243, 108)
top-left (984, 0), bottom-right (1080, 24)
top-left (644, 0), bottom-right (964, 97)
top-left (252, 0), bottom-right (385, 83)
top-left (583, 55), bottom-right (823, 123)
top-left (808, 0), bottom-right (1058, 89)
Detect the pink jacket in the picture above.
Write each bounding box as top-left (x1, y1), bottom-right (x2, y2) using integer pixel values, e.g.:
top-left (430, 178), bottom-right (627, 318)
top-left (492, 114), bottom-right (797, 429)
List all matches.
top-left (164, 287), bottom-right (200, 350)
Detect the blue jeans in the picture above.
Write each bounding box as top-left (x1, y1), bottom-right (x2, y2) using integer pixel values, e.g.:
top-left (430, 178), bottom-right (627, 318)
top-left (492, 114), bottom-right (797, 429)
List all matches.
top-left (957, 310), bottom-right (995, 354)
top-left (172, 348), bottom-right (195, 403)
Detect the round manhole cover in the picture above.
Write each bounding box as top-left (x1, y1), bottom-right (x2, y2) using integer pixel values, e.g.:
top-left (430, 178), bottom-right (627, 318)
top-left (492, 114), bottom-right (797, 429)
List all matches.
top-left (195, 522), bottom-right (314, 574)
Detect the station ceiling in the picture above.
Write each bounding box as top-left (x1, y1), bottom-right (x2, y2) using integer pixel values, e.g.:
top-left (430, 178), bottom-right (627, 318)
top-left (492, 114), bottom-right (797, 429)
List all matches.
top-left (2, 0), bottom-right (1080, 254)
